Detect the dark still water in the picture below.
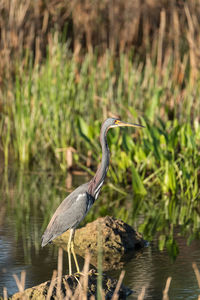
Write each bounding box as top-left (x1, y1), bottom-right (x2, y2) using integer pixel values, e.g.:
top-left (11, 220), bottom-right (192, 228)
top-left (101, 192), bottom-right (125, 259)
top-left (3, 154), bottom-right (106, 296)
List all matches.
top-left (0, 171), bottom-right (200, 299)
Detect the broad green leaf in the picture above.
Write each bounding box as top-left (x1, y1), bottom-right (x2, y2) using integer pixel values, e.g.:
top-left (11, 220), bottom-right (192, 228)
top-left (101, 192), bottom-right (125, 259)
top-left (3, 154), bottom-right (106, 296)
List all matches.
top-left (131, 164), bottom-right (147, 195)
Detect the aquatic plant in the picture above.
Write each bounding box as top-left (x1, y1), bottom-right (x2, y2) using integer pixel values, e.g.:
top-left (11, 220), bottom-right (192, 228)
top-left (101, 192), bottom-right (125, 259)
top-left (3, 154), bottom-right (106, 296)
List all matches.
top-left (0, 35), bottom-right (200, 256)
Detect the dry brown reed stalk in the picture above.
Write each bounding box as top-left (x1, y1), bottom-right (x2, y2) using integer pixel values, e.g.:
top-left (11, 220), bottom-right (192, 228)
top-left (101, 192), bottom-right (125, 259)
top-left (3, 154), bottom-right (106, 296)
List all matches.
top-left (81, 251), bottom-right (91, 300)
top-left (162, 277), bottom-right (172, 300)
top-left (57, 247), bottom-right (63, 299)
top-left (72, 275), bottom-right (83, 300)
top-left (63, 281), bottom-right (72, 300)
top-left (3, 287), bottom-right (8, 300)
top-left (13, 270), bottom-right (26, 292)
top-left (1, 0), bottom-right (200, 84)
top-left (66, 173), bottom-right (73, 191)
top-left (111, 270), bottom-right (125, 300)
top-left (46, 270), bottom-right (57, 300)
top-left (172, 5), bottom-right (181, 82)
top-left (137, 286), bottom-right (146, 300)
top-left (184, 4), bottom-right (197, 85)
top-left (13, 270), bottom-right (27, 300)
top-left (192, 262), bottom-right (200, 288)
top-left (157, 9), bottom-right (166, 75)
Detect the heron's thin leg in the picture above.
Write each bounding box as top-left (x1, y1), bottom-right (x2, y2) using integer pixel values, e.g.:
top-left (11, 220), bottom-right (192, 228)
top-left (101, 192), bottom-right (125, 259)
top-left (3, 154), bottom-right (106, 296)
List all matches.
top-left (67, 229), bottom-right (74, 275)
top-left (71, 231), bottom-right (80, 273)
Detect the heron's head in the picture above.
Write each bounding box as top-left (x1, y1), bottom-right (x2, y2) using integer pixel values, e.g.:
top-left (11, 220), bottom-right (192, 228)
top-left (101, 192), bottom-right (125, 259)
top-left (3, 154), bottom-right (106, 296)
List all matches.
top-left (102, 118), bottom-right (144, 131)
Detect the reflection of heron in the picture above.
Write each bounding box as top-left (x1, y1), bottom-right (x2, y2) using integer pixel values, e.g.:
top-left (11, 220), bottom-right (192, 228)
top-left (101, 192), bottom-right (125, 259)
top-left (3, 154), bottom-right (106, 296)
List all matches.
top-left (42, 118), bottom-right (144, 275)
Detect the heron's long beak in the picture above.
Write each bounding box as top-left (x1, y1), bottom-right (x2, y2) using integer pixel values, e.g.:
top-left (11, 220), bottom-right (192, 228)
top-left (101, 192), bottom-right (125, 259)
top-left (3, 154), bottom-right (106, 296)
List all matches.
top-left (115, 120), bottom-right (145, 128)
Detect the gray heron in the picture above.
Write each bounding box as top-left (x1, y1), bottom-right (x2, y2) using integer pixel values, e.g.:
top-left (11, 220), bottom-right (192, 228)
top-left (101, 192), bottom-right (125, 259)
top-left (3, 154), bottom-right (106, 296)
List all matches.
top-left (42, 118), bottom-right (144, 274)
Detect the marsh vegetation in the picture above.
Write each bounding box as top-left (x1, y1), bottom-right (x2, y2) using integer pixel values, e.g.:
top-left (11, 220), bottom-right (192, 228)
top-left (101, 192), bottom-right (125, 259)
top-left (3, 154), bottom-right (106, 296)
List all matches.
top-left (0, 0), bottom-right (200, 298)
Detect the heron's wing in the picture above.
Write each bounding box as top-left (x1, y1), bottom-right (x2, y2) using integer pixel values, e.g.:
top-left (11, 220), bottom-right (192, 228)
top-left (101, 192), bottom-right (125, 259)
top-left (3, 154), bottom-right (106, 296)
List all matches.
top-left (42, 183), bottom-right (91, 246)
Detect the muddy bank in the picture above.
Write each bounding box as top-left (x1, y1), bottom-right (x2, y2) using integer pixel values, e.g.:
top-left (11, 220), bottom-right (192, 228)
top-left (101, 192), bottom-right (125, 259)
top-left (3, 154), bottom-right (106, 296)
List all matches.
top-left (54, 216), bottom-right (147, 270)
top-left (11, 269), bottom-right (133, 300)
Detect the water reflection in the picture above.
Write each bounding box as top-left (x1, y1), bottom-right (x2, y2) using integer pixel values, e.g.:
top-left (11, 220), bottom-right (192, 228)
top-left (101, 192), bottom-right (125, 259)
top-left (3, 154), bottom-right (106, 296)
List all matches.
top-left (1, 215), bottom-right (200, 299)
top-left (0, 170), bottom-right (200, 298)
top-left (117, 238), bottom-right (200, 299)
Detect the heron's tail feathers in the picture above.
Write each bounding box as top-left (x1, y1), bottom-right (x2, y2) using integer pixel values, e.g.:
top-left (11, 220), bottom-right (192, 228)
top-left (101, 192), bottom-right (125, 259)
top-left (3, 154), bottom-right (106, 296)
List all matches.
top-left (41, 232), bottom-right (53, 247)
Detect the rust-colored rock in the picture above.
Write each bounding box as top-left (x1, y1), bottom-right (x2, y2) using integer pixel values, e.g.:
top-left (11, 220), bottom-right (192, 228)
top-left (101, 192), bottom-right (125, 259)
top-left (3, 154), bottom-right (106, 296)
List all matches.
top-left (11, 269), bottom-right (133, 300)
top-left (54, 216), bottom-right (147, 270)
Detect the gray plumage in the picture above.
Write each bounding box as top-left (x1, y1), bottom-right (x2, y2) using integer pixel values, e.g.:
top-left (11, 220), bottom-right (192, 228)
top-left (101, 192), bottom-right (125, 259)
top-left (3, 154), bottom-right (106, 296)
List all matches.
top-left (41, 183), bottom-right (93, 247)
top-left (41, 118), bottom-right (116, 248)
top-left (41, 118), bottom-right (143, 265)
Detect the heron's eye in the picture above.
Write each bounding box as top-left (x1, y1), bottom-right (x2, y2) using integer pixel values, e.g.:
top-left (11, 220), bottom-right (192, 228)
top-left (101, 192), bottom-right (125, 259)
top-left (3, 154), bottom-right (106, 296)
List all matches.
top-left (115, 120), bottom-right (120, 125)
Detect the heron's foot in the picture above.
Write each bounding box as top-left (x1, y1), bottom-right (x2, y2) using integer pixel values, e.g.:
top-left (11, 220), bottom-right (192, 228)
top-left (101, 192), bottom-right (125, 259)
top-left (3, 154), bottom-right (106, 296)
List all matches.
top-left (73, 271), bottom-right (90, 287)
top-left (89, 270), bottom-right (99, 276)
top-left (74, 271), bottom-right (85, 277)
top-left (73, 273), bottom-right (83, 286)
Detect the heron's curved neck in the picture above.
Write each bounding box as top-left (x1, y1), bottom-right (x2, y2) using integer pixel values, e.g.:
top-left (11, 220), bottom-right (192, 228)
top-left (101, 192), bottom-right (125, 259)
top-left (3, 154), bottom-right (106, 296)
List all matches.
top-left (88, 127), bottom-right (110, 199)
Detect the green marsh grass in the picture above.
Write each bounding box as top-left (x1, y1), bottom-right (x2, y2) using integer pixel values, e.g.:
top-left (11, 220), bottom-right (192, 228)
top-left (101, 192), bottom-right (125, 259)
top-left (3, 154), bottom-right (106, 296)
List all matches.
top-left (2, 44), bottom-right (200, 170)
top-left (1, 40), bottom-right (200, 254)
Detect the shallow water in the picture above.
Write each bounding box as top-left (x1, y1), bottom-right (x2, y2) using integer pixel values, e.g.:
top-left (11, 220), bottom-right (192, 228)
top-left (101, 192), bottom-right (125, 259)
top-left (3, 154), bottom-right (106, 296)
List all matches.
top-left (0, 171), bottom-right (200, 299)
top-left (108, 239), bottom-right (200, 299)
